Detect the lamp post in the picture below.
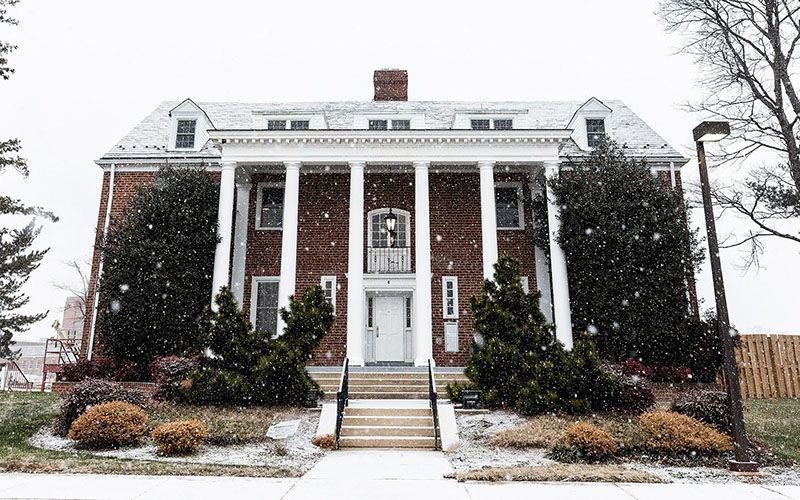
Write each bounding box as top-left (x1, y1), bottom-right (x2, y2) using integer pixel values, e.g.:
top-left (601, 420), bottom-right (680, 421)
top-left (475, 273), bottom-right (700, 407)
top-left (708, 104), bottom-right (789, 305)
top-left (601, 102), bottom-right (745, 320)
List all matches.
top-left (693, 121), bottom-right (757, 472)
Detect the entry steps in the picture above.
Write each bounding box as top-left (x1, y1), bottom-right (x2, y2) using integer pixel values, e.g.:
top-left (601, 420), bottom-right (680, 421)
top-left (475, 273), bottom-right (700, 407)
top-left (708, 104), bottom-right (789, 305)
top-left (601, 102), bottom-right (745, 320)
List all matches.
top-left (309, 369), bottom-right (469, 400)
top-left (338, 402), bottom-right (438, 449)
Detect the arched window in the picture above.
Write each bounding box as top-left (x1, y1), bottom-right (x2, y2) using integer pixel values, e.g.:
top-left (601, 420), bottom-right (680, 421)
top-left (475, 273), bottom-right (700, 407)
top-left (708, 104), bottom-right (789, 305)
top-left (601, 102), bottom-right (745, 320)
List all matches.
top-left (368, 208), bottom-right (410, 248)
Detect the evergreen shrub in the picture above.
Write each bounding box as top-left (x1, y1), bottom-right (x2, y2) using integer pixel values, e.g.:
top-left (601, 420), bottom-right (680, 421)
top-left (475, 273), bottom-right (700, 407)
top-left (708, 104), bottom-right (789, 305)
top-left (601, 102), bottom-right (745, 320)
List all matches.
top-left (564, 422), bottom-right (618, 462)
top-left (672, 390), bottom-right (732, 434)
top-left (148, 355), bottom-right (198, 400)
top-left (67, 401), bottom-right (148, 449)
top-left (639, 410), bottom-right (733, 455)
top-left (464, 256), bottom-right (616, 414)
top-left (54, 379), bottom-right (147, 436)
top-left (151, 420), bottom-right (208, 456)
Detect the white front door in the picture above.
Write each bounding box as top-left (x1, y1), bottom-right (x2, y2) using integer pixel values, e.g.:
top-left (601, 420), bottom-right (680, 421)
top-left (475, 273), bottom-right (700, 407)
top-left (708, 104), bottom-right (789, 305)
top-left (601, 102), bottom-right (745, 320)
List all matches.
top-left (374, 296), bottom-right (405, 362)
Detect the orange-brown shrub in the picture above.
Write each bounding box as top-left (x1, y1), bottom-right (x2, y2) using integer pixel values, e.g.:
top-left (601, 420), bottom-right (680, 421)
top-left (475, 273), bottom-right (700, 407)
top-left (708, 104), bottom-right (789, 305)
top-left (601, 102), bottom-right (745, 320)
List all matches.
top-left (639, 410), bottom-right (733, 455)
top-left (151, 420), bottom-right (208, 456)
top-left (564, 422), bottom-right (618, 461)
top-left (67, 401), bottom-right (148, 449)
top-left (312, 434), bottom-right (336, 450)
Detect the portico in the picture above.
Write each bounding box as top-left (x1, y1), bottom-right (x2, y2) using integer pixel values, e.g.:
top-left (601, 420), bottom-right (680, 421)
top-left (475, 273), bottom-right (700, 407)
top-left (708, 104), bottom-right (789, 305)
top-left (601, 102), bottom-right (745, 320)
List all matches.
top-left (207, 129), bottom-right (575, 366)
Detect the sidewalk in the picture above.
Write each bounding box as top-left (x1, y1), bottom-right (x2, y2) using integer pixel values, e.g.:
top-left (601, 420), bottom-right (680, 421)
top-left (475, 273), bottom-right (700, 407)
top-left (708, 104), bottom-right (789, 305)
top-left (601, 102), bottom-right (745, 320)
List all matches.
top-left (0, 450), bottom-right (798, 500)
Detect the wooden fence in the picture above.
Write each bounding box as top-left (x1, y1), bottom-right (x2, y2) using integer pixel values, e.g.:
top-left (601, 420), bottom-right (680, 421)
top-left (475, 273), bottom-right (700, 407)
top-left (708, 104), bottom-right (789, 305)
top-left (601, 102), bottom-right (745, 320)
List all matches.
top-left (728, 334), bottom-right (800, 399)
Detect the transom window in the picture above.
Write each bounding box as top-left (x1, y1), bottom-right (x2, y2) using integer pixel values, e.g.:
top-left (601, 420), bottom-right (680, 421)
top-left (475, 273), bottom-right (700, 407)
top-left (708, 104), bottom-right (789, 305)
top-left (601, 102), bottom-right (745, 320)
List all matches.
top-left (471, 118), bottom-right (513, 130)
top-left (495, 183), bottom-right (523, 229)
top-left (175, 119), bottom-right (196, 149)
top-left (586, 119), bottom-right (606, 147)
top-left (252, 278), bottom-right (279, 334)
top-left (267, 120), bottom-right (287, 130)
top-left (442, 277), bottom-right (458, 319)
top-left (257, 184), bottom-right (284, 229)
top-left (370, 209), bottom-right (409, 247)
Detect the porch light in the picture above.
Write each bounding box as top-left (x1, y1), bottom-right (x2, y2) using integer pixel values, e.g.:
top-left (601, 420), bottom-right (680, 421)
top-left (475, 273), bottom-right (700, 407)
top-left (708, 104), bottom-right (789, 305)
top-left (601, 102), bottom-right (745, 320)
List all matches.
top-left (384, 208), bottom-right (398, 233)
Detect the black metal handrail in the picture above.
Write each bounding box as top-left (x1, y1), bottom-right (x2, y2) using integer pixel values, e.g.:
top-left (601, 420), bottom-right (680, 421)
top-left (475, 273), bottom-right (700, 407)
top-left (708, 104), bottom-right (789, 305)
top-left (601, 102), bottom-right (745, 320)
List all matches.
top-left (5, 360), bottom-right (34, 391)
top-left (367, 246), bottom-right (412, 273)
top-left (335, 358), bottom-right (349, 449)
top-left (428, 359), bottom-right (440, 450)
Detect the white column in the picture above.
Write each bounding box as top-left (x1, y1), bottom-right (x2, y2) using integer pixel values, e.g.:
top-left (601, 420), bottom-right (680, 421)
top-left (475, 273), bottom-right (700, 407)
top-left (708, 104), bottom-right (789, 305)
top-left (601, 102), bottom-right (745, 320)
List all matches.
top-left (479, 161), bottom-right (498, 280)
top-left (276, 161), bottom-right (301, 335)
top-left (544, 160), bottom-right (573, 350)
top-left (211, 161), bottom-right (237, 307)
top-left (231, 176), bottom-right (252, 308)
top-left (345, 161), bottom-right (365, 365)
top-left (414, 161), bottom-right (434, 366)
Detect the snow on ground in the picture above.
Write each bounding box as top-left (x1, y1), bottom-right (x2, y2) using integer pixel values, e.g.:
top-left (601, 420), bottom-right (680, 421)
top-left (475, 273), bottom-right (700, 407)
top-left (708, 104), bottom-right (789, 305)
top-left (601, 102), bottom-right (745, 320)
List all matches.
top-left (30, 412), bottom-right (325, 473)
top-left (446, 409), bottom-right (800, 485)
top-left (445, 410), bottom-right (554, 473)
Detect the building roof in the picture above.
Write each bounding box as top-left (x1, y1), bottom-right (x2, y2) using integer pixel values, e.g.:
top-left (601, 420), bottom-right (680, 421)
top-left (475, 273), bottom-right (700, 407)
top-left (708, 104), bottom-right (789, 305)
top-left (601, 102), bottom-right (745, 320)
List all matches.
top-left (101, 99), bottom-right (688, 165)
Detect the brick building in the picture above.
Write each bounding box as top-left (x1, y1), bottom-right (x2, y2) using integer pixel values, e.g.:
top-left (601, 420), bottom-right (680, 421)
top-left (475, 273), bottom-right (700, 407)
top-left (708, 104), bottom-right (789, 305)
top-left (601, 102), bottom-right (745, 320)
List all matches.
top-left (81, 70), bottom-right (688, 368)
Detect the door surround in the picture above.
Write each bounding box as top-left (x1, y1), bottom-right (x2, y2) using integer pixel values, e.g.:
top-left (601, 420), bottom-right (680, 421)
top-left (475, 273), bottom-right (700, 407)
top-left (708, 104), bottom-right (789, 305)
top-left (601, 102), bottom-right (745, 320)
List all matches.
top-left (363, 282), bottom-right (415, 365)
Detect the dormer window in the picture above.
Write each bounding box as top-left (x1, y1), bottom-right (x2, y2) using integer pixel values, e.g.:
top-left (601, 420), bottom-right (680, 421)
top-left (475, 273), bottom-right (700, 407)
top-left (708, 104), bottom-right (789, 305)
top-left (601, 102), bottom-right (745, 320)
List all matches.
top-left (471, 119), bottom-right (490, 130)
top-left (391, 119), bottom-right (410, 130)
top-left (586, 118), bottom-right (606, 147)
top-left (290, 120), bottom-right (309, 130)
top-left (369, 119), bottom-right (388, 130)
top-left (471, 118), bottom-right (513, 130)
top-left (493, 119), bottom-right (513, 130)
top-left (268, 120), bottom-right (287, 130)
top-left (175, 119), bottom-right (196, 149)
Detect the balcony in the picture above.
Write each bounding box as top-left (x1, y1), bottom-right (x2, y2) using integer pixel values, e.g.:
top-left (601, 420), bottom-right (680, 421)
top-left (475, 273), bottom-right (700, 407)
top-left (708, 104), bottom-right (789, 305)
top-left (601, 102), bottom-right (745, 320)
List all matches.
top-left (367, 246), bottom-right (412, 273)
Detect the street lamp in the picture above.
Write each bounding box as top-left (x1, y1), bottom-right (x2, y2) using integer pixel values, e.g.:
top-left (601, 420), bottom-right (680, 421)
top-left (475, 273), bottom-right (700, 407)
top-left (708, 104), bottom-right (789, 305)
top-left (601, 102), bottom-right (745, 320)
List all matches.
top-left (384, 208), bottom-right (398, 248)
top-left (693, 121), bottom-right (758, 473)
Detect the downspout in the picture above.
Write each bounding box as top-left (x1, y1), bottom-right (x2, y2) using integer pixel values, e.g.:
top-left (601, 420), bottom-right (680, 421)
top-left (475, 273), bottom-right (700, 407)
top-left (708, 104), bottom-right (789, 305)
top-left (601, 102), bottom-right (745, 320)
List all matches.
top-left (669, 161), bottom-right (676, 188)
top-left (86, 163), bottom-right (116, 360)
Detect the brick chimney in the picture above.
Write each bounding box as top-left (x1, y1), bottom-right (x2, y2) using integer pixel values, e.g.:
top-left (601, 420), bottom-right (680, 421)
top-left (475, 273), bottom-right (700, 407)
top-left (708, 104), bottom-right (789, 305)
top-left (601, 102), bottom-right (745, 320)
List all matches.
top-left (373, 69), bottom-right (408, 101)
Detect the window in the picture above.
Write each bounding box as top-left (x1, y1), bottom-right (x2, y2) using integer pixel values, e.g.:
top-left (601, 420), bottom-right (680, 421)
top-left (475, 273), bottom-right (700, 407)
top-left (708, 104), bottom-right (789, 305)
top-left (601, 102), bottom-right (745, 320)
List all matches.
top-left (367, 297), bottom-right (374, 328)
top-left (290, 120), bottom-right (310, 130)
top-left (445, 322), bottom-right (459, 352)
top-left (470, 119), bottom-right (490, 130)
top-left (257, 184), bottom-right (284, 229)
top-left (267, 120), bottom-right (287, 130)
top-left (493, 119), bottom-right (513, 130)
top-left (405, 296), bottom-right (412, 328)
top-left (520, 276), bottom-right (529, 294)
top-left (321, 276), bottom-right (336, 313)
top-left (442, 276), bottom-right (458, 318)
top-left (391, 119), bottom-right (411, 130)
top-left (368, 119), bottom-right (388, 130)
top-left (252, 278), bottom-right (280, 334)
top-left (175, 119), bottom-right (196, 149)
top-left (370, 210), bottom-right (409, 248)
top-left (495, 183), bottom-right (523, 229)
top-left (586, 119), bottom-right (606, 147)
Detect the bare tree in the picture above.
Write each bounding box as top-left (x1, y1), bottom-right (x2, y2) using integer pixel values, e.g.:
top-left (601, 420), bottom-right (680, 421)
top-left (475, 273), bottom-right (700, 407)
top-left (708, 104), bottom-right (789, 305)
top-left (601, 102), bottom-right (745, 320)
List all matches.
top-left (659, 0), bottom-right (800, 267)
top-left (51, 259), bottom-right (90, 322)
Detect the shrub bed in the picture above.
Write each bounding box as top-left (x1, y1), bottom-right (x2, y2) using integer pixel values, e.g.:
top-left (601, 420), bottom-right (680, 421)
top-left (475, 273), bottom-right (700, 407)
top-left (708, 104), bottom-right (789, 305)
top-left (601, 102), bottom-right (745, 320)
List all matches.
top-left (67, 401), bottom-right (148, 449)
top-left (151, 419), bottom-right (208, 456)
top-left (639, 410), bottom-right (733, 455)
top-left (54, 379), bottom-right (147, 436)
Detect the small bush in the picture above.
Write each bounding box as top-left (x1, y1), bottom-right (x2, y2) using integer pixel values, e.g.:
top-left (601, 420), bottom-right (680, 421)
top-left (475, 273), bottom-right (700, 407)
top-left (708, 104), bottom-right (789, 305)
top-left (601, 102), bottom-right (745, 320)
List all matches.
top-left (60, 358), bottom-right (137, 382)
top-left (445, 381), bottom-right (475, 404)
top-left (650, 363), bottom-right (694, 383)
top-left (639, 410), bottom-right (733, 455)
top-left (563, 422), bottom-right (618, 462)
top-left (312, 434), bottom-right (336, 450)
top-left (151, 420), bottom-right (208, 456)
top-left (54, 379), bottom-right (147, 436)
top-left (618, 358), bottom-right (653, 379)
top-left (67, 401), bottom-right (148, 449)
top-left (614, 375), bottom-right (655, 414)
top-left (672, 390), bottom-right (731, 434)
top-left (149, 356), bottom-right (198, 400)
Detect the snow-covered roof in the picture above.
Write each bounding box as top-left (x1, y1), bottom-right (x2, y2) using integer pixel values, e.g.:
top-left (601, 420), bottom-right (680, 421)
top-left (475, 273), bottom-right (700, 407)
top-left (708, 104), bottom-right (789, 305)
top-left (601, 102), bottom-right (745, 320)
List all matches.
top-left (100, 99), bottom-right (688, 165)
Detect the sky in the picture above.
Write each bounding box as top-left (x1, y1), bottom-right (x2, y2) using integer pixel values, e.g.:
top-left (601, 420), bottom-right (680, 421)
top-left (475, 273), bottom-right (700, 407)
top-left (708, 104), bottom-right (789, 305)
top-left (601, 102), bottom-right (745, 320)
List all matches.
top-left (0, 0), bottom-right (797, 342)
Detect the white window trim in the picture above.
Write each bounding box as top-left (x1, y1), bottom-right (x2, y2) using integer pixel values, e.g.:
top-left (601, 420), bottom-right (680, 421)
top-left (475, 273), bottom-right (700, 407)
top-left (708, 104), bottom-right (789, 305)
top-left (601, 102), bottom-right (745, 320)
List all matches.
top-left (321, 275), bottom-right (337, 314)
top-left (585, 117), bottom-right (606, 148)
top-left (366, 208), bottom-right (412, 248)
top-left (255, 181), bottom-right (285, 231)
top-left (494, 181), bottom-right (525, 230)
top-left (250, 276), bottom-right (280, 333)
top-left (442, 276), bottom-right (459, 319)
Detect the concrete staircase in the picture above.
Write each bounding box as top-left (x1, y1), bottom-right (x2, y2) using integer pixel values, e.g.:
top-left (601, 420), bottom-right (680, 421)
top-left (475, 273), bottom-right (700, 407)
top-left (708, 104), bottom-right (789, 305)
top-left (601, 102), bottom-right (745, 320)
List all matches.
top-left (310, 370), bottom-right (469, 400)
top-left (338, 403), bottom-right (437, 449)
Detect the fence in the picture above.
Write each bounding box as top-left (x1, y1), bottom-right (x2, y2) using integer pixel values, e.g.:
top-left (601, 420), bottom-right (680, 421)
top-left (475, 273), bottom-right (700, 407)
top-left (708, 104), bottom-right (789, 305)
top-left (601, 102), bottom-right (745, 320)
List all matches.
top-left (728, 334), bottom-right (800, 399)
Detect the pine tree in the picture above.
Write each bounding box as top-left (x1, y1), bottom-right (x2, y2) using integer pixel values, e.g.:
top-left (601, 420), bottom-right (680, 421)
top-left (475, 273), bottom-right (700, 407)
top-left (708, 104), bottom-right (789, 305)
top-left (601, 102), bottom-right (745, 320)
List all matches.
top-left (97, 166), bottom-right (219, 370)
top-left (534, 140), bottom-right (705, 367)
top-left (186, 286), bottom-right (334, 406)
top-left (465, 256), bottom-right (613, 414)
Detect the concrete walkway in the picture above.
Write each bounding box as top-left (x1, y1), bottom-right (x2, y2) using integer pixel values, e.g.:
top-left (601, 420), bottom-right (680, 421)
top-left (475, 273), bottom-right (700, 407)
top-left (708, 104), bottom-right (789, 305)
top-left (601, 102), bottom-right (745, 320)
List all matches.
top-left (0, 450), bottom-right (798, 499)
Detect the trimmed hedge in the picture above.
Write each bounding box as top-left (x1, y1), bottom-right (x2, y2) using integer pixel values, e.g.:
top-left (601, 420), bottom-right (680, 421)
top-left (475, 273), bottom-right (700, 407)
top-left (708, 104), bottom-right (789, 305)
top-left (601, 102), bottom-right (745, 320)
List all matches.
top-left (639, 410), bottom-right (733, 455)
top-left (67, 401), bottom-right (148, 449)
top-left (54, 379), bottom-right (147, 436)
top-left (151, 420), bottom-right (208, 456)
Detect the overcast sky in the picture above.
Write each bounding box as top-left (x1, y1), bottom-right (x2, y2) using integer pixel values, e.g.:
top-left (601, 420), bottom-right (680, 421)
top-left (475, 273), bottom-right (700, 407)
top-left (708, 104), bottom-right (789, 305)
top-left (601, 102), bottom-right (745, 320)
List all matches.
top-left (1, 0), bottom-right (797, 342)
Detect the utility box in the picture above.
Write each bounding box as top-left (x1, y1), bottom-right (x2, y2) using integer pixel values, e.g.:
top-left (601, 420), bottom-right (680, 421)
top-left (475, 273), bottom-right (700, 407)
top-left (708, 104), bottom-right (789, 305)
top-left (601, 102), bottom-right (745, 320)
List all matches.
top-left (462, 390), bottom-right (483, 409)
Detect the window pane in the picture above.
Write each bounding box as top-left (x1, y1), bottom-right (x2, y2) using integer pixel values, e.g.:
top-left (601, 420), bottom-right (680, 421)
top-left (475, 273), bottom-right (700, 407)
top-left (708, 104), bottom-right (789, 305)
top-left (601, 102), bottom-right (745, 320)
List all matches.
top-left (255, 281), bottom-right (279, 334)
top-left (260, 187), bottom-right (284, 228)
top-left (493, 119), bottom-right (513, 130)
top-left (177, 120), bottom-right (196, 134)
top-left (391, 119), bottom-right (410, 130)
top-left (586, 119), bottom-right (606, 147)
top-left (175, 120), bottom-right (196, 149)
top-left (369, 120), bottom-right (388, 130)
top-left (495, 187), bottom-right (520, 227)
top-left (267, 120), bottom-right (287, 130)
top-left (471, 119), bottom-right (490, 130)
top-left (290, 120), bottom-right (309, 130)
top-left (405, 297), bottom-right (411, 328)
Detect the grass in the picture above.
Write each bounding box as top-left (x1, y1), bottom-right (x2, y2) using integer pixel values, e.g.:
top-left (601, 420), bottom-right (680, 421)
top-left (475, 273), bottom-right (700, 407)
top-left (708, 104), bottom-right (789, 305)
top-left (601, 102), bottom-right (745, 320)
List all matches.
top-left (0, 392), bottom-right (302, 477)
top-left (448, 464), bottom-right (660, 483)
top-left (745, 398), bottom-right (800, 463)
